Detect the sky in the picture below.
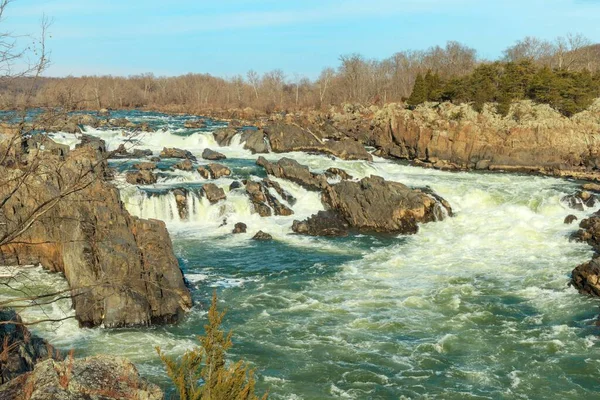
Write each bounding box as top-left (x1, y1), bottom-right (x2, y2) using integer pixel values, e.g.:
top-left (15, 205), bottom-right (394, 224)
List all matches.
top-left (4, 0), bottom-right (600, 79)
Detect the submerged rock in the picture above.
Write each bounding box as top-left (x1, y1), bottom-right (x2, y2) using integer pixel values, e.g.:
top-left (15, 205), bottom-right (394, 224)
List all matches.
top-left (202, 148), bottom-right (226, 160)
top-left (0, 355), bottom-right (163, 400)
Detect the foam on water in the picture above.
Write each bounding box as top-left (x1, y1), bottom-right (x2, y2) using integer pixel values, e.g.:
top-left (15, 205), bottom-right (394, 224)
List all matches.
top-left (12, 111), bottom-right (600, 399)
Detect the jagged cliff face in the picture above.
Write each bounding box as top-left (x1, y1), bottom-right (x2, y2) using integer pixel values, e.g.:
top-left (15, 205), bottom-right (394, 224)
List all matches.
top-left (0, 135), bottom-right (192, 328)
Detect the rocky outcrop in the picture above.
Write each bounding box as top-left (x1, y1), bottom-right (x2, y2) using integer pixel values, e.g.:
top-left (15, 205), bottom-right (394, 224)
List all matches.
top-left (263, 123), bottom-right (372, 161)
top-left (125, 170), bottom-right (157, 185)
top-left (202, 148), bottom-right (226, 160)
top-left (292, 211), bottom-right (349, 237)
top-left (257, 157), bottom-right (328, 191)
top-left (0, 355), bottom-right (163, 400)
top-left (320, 176), bottom-right (452, 234)
top-left (0, 136), bottom-right (192, 328)
top-left (0, 310), bottom-right (60, 385)
top-left (571, 212), bottom-right (600, 296)
top-left (160, 147), bottom-right (197, 161)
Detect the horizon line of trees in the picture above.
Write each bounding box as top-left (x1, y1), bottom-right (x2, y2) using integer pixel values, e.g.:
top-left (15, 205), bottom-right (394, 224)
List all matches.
top-left (1, 33), bottom-right (599, 114)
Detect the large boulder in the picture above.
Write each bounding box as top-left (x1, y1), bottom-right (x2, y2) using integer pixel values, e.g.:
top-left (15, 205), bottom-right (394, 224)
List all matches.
top-left (0, 355), bottom-right (163, 400)
top-left (207, 163), bottom-right (231, 179)
top-left (252, 231), bottom-right (273, 241)
top-left (257, 157), bottom-right (328, 191)
top-left (202, 183), bottom-right (226, 203)
top-left (321, 176), bottom-right (452, 234)
top-left (0, 138), bottom-right (192, 328)
top-left (202, 148), bottom-right (226, 161)
top-left (160, 147), bottom-right (197, 161)
top-left (572, 258), bottom-right (600, 297)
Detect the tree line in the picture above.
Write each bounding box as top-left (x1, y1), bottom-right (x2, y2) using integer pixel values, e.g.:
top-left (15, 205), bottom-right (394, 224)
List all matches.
top-left (0, 34), bottom-right (598, 114)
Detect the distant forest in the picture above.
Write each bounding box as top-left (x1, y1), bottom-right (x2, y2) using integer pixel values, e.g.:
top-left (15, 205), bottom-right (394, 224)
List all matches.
top-left (2, 33), bottom-right (600, 115)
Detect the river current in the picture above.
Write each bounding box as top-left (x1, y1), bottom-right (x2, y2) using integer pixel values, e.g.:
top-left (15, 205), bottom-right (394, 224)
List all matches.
top-left (4, 110), bottom-right (600, 399)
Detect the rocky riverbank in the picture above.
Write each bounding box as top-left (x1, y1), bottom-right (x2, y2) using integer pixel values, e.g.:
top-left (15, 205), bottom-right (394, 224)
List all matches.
top-left (0, 132), bottom-right (192, 328)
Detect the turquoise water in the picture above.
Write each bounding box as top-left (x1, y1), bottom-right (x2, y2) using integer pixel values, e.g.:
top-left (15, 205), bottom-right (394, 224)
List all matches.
top-left (3, 111), bottom-right (600, 399)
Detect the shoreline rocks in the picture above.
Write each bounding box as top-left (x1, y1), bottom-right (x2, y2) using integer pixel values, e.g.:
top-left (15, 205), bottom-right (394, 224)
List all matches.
top-left (0, 136), bottom-right (192, 328)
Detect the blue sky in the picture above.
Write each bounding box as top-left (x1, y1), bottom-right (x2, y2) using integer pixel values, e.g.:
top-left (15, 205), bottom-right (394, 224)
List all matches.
top-left (5, 0), bottom-right (600, 79)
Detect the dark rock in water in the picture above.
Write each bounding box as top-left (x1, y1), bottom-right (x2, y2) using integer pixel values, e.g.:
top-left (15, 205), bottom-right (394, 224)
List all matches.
top-left (171, 188), bottom-right (189, 219)
top-left (202, 183), bottom-right (226, 203)
top-left (0, 139), bottom-right (192, 328)
top-left (257, 156), bottom-right (328, 191)
top-left (202, 148), bottom-right (226, 160)
top-left (562, 191), bottom-right (596, 211)
top-left (241, 129), bottom-right (269, 154)
top-left (197, 166), bottom-right (210, 179)
top-left (0, 355), bottom-right (163, 400)
top-left (0, 310), bottom-right (60, 384)
top-left (572, 213), bottom-right (600, 253)
top-left (564, 214), bottom-right (578, 224)
top-left (208, 163), bottom-right (231, 179)
top-left (572, 257), bottom-right (600, 297)
top-left (252, 231), bottom-right (273, 240)
top-left (233, 222), bottom-right (247, 234)
top-left (126, 170), bottom-right (157, 185)
top-left (229, 181), bottom-right (243, 190)
top-left (132, 161), bottom-right (156, 171)
top-left (174, 159), bottom-right (194, 171)
top-left (292, 210), bottom-right (349, 237)
top-left (160, 147), bottom-right (197, 161)
top-left (322, 175), bottom-right (452, 234)
top-left (150, 156), bottom-right (161, 162)
top-left (213, 127), bottom-right (238, 146)
top-left (184, 119), bottom-right (206, 129)
top-left (325, 167), bottom-right (353, 181)
top-left (132, 148), bottom-right (153, 158)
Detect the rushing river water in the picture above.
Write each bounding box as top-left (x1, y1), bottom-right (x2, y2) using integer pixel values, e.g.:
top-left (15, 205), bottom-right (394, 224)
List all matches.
top-left (3, 110), bottom-right (600, 399)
